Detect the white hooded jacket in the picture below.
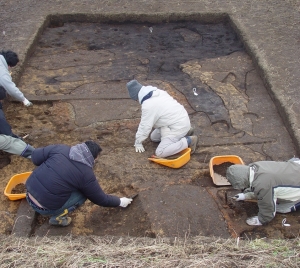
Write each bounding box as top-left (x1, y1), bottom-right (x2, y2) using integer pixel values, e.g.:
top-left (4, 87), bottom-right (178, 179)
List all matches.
top-left (135, 86), bottom-right (189, 145)
top-left (0, 55), bottom-right (25, 102)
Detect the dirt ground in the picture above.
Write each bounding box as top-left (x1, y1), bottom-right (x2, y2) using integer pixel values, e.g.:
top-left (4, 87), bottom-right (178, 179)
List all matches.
top-left (1, 18), bottom-right (300, 239)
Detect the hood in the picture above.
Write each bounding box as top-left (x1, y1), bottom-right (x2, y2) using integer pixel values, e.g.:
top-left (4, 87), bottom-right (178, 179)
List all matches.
top-left (138, 85), bottom-right (157, 104)
top-left (226, 164), bottom-right (250, 189)
top-left (69, 143), bottom-right (94, 168)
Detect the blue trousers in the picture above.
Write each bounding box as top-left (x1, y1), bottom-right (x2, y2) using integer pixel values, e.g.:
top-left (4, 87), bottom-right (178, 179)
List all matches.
top-left (27, 191), bottom-right (87, 218)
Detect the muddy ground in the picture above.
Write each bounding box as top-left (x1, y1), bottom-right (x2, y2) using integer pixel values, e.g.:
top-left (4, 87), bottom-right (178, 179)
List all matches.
top-left (1, 20), bottom-right (300, 239)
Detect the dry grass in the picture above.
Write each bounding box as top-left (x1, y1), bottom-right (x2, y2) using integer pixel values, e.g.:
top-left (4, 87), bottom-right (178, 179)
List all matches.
top-left (0, 235), bottom-right (299, 267)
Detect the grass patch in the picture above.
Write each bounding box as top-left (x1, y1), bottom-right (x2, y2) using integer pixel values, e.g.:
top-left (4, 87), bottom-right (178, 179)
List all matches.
top-left (0, 235), bottom-right (299, 267)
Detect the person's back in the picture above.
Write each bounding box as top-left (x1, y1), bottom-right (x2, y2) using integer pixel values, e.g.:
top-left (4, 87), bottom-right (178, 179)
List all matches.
top-left (250, 161), bottom-right (300, 192)
top-left (26, 141), bottom-right (131, 227)
top-left (143, 89), bottom-right (188, 130)
top-left (26, 144), bottom-right (89, 210)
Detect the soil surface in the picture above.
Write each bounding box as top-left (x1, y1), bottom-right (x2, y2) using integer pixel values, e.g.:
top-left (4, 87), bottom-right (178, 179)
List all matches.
top-left (213, 162), bottom-right (233, 177)
top-left (11, 183), bottom-right (26, 194)
top-left (0, 1), bottom-right (300, 240)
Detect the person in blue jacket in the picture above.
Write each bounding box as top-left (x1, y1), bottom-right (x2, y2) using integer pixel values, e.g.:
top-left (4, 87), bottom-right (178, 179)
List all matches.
top-left (0, 86), bottom-right (21, 138)
top-left (25, 141), bottom-right (133, 227)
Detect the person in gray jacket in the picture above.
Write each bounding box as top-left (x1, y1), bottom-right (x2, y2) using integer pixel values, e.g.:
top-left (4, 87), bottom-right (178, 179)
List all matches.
top-left (0, 50), bottom-right (32, 106)
top-left (226, 160), bottom-right (300, 226)
top-left (126, 80), bottom-right (198, 158)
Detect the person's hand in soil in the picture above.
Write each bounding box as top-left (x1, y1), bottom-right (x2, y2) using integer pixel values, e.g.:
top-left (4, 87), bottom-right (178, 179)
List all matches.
top-left (246, 216), bottom-right (262, 226)
top-left (134, 143), bottom-right (145, 153)
top-left (119, 197), bottom-right (133, 207)
top-left (23, 98), bottom-right (33, 107)
top-left (232, 192), bottom-right (256, 201)
top-left (232, 193), bottom-right (245, 201)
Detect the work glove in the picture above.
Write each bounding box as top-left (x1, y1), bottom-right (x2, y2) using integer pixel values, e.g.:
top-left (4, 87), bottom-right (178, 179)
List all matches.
top-left (232, 193), bottom-right (245, 201)
top-left (232, 192), bottom-right (256, 201)
top-left (134, 143), bottom-right (145, 153)
top-left (119, 197), bottom-right (133, 208)
top-left (23, 98), bottom-right (33, 107)
top-left (246, 216), bottom-right (262, 226)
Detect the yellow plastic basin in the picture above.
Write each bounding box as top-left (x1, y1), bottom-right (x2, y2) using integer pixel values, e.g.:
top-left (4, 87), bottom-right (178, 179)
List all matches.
top-left (148, 148), bottom-right (191, 168)
top-left (209, 155), bottom-right (244, 186)
top-left (4, 172), bottom-right (32, 201)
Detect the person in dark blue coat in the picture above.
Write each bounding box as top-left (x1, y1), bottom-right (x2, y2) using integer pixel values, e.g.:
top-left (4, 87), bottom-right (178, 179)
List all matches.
top-left (0, 86), bottom-right (19, 138)
top-left (26, 140), bottom-right (133, 226)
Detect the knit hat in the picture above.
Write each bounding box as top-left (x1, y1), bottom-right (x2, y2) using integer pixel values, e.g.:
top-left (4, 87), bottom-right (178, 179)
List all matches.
top-left (226, 164), bottom-right (250, 189)
top-left (0, 86), bottom-right (6, 100)
top-left (127, 80), bottom-right (143, 101)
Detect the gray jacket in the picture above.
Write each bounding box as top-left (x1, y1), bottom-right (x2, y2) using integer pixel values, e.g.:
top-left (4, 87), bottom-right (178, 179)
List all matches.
top-left (249, 161), bottom-right (300, 224)
top-left (0, 55), bottom-right (25, 102)
top-left (0, 134), bottom-right (34, 158)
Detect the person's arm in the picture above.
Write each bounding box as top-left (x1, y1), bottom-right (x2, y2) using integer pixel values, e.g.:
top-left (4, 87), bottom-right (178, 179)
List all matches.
top-left (0, 134), bottom-right (25, 154)
top-left (0, 73), bottom-right (32, 106)
top-left (81, 176), bottom-right (121, 207)
top-left (31, 145), bottom-right (57, 166)
top-left (135, 106), bottom-right (156, 145)
top-left (79, 172), bottom-right (133, 208)
top-left (0, 73), bottom-right (25, 102)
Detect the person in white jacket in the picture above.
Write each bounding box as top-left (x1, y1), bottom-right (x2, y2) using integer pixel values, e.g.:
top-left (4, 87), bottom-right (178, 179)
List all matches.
top-left (127, 80), bottom-right (198, 158)
top-left (0, 50), bottom-right (32, 106)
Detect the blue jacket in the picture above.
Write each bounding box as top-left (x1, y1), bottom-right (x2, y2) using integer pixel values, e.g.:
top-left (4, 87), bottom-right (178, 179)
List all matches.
top-left (0, 108), bottom-right (14, 136)
top-left (26, 144), bottom-right (120, 210)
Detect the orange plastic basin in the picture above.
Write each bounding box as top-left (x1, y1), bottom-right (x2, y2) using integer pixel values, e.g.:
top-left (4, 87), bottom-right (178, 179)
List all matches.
top-left (148, 148), bottom-right (191, 168)
top-left (4, 172), bottom-right (32, 201)
top-left (209, 155), bottom-right (244, 186)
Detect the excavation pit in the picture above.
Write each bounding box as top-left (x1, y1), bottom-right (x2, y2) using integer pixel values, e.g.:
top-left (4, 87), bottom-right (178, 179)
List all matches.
top-left (3, 17), bottom-right (298, 239)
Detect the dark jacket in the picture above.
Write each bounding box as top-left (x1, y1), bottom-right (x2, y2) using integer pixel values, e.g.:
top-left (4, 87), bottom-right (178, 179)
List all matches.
top-left (0, 108), bottom-right (14, 136)
top-left (26, 144), bottom-right (120, 210)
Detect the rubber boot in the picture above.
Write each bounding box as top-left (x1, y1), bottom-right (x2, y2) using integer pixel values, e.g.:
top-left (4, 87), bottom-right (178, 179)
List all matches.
top-left (49, 209), bottom-right (72, 227)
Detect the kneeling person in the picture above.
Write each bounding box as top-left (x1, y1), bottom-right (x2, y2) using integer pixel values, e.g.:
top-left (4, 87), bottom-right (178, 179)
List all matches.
top-left (226, 160), bottom-right (300, 226)
top-left (26, 141), bottom-right (133, 226)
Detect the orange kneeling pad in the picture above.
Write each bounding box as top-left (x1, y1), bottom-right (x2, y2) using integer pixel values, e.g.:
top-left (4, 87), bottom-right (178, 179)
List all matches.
top-left (148, 148), bottom-right (191, 168)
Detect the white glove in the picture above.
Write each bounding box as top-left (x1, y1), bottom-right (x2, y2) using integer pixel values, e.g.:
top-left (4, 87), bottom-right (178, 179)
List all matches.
top-left (246, 216), bottom-right (262, 226)
top-left (232, 193), bottom-right (245, 201)
top-left (134, 144), bottom-right (145, 153)
top-left (23, 98), bottom-right (33, 107)
top-left (119, 197), bottom-right (133, 208)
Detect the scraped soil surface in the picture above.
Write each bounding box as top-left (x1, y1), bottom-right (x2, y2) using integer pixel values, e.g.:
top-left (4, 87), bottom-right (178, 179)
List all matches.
top-left (1, 21), bottom-right (299, 239)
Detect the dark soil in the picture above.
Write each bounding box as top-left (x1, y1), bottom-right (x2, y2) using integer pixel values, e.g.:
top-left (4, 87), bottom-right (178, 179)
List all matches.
top-left (0, 155), bottom-right (10, 169)
top-left (11, 183), bottom-right (26, 194)
top-left (213, 162), bottom-right (233, 177)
